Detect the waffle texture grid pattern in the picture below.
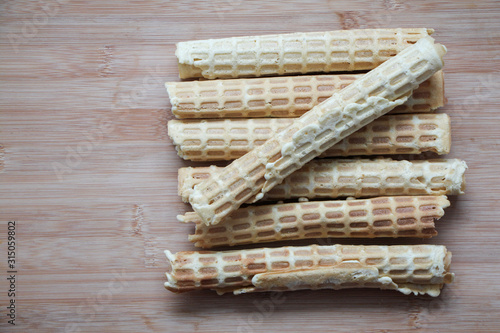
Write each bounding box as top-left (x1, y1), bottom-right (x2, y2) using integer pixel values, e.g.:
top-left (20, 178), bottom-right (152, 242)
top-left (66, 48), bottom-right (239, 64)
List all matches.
top-left (181, 195), bottom-right (450, 248)
top-left (167, 71), bottom-right (444, 118)
top-left (165, 244), bottom-right (454, 296)
top-left (168, 113), bottom-right (451, 161)
top-left (176, 28), bottom-right (433, 79)
top-left (179, 158), bottom-right (466, 203)
top-left (187, 36), bottom-right (446, 225)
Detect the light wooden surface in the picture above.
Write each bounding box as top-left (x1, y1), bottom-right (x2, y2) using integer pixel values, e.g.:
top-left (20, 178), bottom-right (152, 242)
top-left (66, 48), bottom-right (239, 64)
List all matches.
top-left (1, 1), bottom-right (500, 332)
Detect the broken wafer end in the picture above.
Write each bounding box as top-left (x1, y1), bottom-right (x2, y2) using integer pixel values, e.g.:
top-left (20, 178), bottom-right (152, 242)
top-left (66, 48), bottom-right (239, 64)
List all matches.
top-left (439, 195), bottom-right (451, 210)
top-left (177, 167), bottom-right (190, 200)
top-left (418, 36), bottom-right (447, 68)
top-left (167, 120), bottom-right (189, 160)
top-left (165, 82), bottom-right (176, 110)
top-left (434, 40), bottom-right (447, 60)
top-left (164, 250), bottom-right (177, 292)
top-left (175, 42), bottom-right (204, 79)
top-left (164, 81), bottom-right (172, 97)
top-left (441, 114), bottom-right (452, 155)
top-left (456, 160), bottom-right (468, 194)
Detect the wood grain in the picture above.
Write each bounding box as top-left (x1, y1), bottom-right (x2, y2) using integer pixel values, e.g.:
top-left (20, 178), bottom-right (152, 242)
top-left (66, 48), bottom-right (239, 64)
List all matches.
top-left (1, 0), bottom-right (500, 331)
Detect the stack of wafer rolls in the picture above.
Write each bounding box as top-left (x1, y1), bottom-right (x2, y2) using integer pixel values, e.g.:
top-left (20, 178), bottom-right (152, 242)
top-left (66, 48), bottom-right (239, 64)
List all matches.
top-left (187, 36), bottom-right (446, 225)
top-left (164, 28), bottom-right (466, 296)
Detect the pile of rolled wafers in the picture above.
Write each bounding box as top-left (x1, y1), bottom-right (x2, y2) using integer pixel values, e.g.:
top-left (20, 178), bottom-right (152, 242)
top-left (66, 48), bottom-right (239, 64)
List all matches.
top-left (164, 28), bottom-right (467, 297)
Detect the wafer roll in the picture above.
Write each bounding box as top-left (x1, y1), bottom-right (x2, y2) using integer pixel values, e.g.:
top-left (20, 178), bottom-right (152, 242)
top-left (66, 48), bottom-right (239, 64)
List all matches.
top-left (181, 196), bottom-right (449, 248)
top-left (188, 37), bottom-right (446, 225)
top-left (176, 28), bottom-right (433, 79)
top-left (178, 159), bottom-right (466, 203)
top-left (167, 71), bottom-right (444, 118)
top-left (168, 114), bottom-right (451, 161)
top-left (165, 244), bottom-right (454, 296)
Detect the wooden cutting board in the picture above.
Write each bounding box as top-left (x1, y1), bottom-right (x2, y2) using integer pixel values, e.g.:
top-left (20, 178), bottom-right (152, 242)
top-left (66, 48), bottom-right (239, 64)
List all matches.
top-left (1, 1), bottom-right (500, 331)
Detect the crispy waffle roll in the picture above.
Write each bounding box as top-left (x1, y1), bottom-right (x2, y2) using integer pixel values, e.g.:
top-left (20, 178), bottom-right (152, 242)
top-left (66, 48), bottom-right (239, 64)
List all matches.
top-left (164, 244), bottom-right (454, 296)
top-left (167, 71), bottom-right (444, 118)
top-left (175, 28), bottom-right (433, 79)
top-left (168, 114), bottom-right (451, 161)
top-left (181, 196), bottom-right (450, 248)
top-left (188, 37), bottom-right (446, 225)
top-left (178, 159), bottom-right (467, 203)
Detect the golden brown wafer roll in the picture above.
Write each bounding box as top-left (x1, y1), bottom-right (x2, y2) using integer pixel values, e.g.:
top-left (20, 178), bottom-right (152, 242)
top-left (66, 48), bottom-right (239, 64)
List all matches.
top-left (175, 28), bottom-right (433, 79)
top-left (188, 37), bottom-right (446, 225)
top-left (178, 159), bottom-right (467, 203)
top-left (164, 244), bottom-right (454, 296)
top-left (180, 195), bottom-right (450, 248)
top-left (166, 71), bottom-right (444, 118)
top-left (168, 114), bottom-right (451, 161)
